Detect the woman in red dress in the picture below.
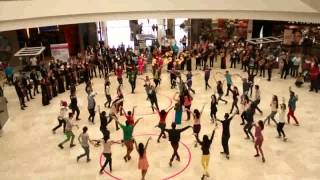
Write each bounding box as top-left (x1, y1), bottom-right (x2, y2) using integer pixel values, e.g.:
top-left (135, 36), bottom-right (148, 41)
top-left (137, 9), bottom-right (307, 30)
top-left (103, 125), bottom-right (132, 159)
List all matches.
top-left (253, 120), bottom-right (265, 163)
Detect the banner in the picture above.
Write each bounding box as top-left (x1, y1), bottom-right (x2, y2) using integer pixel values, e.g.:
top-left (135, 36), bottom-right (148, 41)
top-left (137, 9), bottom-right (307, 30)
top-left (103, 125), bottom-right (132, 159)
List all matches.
top-left (50, 43), bottom-right (69, 62)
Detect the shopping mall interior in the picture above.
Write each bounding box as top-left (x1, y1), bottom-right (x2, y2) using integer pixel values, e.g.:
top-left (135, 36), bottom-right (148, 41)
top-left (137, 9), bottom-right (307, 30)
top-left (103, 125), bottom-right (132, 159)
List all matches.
top-left (0, 0), bottom-right (320, 180)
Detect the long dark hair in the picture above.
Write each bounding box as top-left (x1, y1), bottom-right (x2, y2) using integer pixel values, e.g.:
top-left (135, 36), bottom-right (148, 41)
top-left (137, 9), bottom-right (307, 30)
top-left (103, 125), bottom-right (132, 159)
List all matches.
top-left (160, 110), bottom-right (166, 118)
top-left (138, 143), bottom-right (145, 158)
top-left (202, 135), bottom-right (210, 147)
top-left (194, 109), bottom-right (200, 119)
top-left (258, 120), bottom-right (264, 130)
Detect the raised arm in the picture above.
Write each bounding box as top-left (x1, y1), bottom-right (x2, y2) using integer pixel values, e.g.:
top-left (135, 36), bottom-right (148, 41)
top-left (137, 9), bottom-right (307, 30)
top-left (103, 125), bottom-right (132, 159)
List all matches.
top-left (145, 137), bottom-right (151, 150)
top-left (134, 139), bottom-right (139, 152)
top-left (132, 106), bottom-right (137, 116)
top-left (180, 125), bottom-right (192, 133)
top-left (200, 104), bottom-right (206, 116)
top-left (210, 125), bottom-right (218, 141)
top-left (133, 117), bottom-right (142, 127)
top-left (166, 106), bottom-right (174, 113)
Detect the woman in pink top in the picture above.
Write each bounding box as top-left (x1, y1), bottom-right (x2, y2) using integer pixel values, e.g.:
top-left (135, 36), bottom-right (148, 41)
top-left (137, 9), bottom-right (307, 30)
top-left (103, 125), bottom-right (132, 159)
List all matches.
top-left (137, 56), bottom-right (144, 75)
top-left (253, 120), bottom-right (265, 163)
top-left (135, 137), bottom-right (151, 180)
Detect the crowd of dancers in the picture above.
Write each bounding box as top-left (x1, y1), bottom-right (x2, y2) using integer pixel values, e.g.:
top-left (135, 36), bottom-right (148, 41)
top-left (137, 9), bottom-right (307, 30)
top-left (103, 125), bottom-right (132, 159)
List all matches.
top-left (46, 42), bottom-right (303, 180)
top-left (3, 38), bottom-right (308, 179)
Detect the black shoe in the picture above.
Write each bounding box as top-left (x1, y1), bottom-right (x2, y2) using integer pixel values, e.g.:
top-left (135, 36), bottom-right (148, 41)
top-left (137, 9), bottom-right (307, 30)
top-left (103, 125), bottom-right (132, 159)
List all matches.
top-left (70, 144), bottom-right (76, 148)
top-left (77, 156), bottom-right (80, 162)
top-left (58, 144), bottom-right (64, 149)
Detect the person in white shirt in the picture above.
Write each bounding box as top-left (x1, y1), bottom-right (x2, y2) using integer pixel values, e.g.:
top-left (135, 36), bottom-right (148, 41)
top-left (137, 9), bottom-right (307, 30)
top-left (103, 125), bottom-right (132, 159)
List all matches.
top-left (52, 101), bottom-right (68, 134)
top-left (292, 54), bottom-right (301, 77)
top-left (77, 126), bottom-right (92, 162)
top-left (264, 95), bottom-right (278, 125)
top-left (276, 98), bottom-right (287, 141)
top-left (30, 56), bottom-right (38, 67)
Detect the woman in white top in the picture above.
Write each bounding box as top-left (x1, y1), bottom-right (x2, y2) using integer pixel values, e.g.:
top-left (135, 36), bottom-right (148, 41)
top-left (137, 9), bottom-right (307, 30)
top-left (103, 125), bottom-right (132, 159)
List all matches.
top-left (52, 101), bottom-right (68, 134)
top-left (276, 98), bottom-right (287, 141)
top-left (264, 95), bottom-right (278, 125)
top-left (99, 132), bottom-right (118, 174)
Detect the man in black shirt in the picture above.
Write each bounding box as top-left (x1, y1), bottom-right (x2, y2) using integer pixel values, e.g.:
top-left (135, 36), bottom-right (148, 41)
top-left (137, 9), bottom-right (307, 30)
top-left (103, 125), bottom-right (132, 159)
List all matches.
top-left (217, 112), bottom-right (237, 159)
top-left (98, 105), bottom-right (111, 138)
top-left (164, 123), bottom-right (191, 167)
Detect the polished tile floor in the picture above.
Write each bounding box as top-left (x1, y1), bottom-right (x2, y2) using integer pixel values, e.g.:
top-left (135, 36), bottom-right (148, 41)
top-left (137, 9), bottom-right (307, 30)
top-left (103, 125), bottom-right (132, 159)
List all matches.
top-left (1, 65), bottom-right (320, 180)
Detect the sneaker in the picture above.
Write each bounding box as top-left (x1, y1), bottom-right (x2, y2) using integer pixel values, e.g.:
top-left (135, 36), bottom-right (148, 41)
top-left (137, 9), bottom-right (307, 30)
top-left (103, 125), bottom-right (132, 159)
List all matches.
top-left (76, 156), bottom-right (80, 162)
top-left (254, 154), bottom-right (260, 157)
top-left (87, 159), bottom-right (91, 162)
top-left (226, 155), bottom-right (230, 159)
top-left (52, 130), bottom-right (56, 134)
top-left (99, 170), bottom-right (104, 175)
top-left (283, 137), bottom-right (288, 142)
top-left (262, 157), bottom-right (266, 163)
top-left (220, 152), bottom-right (225, 154)
top-left (58, 144), bottom-right (64, 149)
top-left (70, 144), bottom-right (76, 148)
top-left (201, 175), bottom-right (205, 180)
top-left (169, 161), bottom-right (173, 167)
top-left (123, 156), bottom-right (127, 162)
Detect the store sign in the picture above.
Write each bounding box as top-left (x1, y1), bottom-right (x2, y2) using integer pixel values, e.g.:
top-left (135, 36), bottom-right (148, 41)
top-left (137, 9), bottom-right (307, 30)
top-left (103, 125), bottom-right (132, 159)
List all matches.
top-left (283, 29), bottom-right (293, 45)
top-left (50, 43), bottom-right (69, 62)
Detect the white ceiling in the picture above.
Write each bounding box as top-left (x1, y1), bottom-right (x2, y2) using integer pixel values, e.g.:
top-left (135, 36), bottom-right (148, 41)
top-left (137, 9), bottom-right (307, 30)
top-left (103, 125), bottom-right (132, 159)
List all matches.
top-left (0, 0), bottom-right (320, 31)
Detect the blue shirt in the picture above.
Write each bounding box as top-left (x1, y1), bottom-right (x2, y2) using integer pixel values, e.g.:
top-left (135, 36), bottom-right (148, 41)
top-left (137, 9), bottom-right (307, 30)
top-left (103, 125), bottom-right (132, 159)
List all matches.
top-left (5, 67), bottom-right (13, 76)
top-left (288, 96), bottom-right (298, 110)
top-left (225, 74), bottom-right (232, 85)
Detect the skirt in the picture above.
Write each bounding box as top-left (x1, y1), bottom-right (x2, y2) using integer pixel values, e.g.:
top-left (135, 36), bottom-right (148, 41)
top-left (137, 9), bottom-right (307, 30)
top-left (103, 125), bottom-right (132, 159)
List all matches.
top-left (175, 111), bottom-right (182, 125)
top-left (255, 136), bottom-right (263, 146)
top-left (138, 154), bottom-right (149, 170)
top-left (193, 124), bottom-right (201, 134)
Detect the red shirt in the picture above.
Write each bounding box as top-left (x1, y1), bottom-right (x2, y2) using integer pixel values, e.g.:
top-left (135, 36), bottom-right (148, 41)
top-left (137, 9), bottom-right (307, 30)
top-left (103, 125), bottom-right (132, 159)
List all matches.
top-left (184, 96), bottom-right (192, 106)
top-left (125, 114), bottom-right (134, 126)
top-left (116, 68), bottom-right (123, 78)
top-left (310, 66), bottom-right (319, 81)
top-left (158, 111), bottom-right (168, 124)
